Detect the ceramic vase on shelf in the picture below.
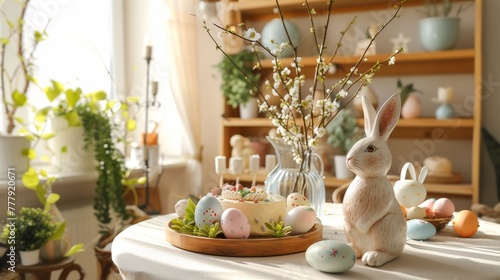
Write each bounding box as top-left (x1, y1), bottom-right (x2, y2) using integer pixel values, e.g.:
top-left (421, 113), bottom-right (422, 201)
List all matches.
top-left (239, 97), bottom-right (258, 119)
top-left (264, 137), bottom-right (325, 217)
top-left (419, 17), bottom-right (460, 51)
top-left (261, 18), bottom-right (300, 58)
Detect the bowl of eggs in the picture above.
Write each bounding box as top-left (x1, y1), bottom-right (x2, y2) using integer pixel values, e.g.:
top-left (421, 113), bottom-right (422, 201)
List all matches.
top-left (404, 197), bottom-right (455, 232)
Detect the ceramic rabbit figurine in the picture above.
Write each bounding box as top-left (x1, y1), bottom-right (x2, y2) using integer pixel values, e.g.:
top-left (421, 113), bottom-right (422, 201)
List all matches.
top-left (343, 93), bottom-right (406, 267)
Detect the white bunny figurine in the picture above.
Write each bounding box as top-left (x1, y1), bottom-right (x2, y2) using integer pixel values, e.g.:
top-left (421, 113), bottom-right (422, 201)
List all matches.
top-left (343, 93), bottom-right (406, 267)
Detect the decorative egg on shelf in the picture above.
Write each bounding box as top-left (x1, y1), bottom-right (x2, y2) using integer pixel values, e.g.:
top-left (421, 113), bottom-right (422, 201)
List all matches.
top-left (401, 94), bottom-right (422, 119)
top-left (261, 18), bottom-right (300, 58)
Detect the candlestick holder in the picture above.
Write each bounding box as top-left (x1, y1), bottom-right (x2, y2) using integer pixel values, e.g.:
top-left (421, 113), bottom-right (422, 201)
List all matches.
top-left (139, 48), bottom-right (160, 215)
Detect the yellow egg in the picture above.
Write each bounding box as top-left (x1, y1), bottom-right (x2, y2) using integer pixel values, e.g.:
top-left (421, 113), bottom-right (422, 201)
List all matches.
top-left (452, 210), bottom-right (479, 238)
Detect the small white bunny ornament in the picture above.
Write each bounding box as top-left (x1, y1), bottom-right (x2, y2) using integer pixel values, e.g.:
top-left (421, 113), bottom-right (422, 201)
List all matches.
top-left (343, 93), bottom-right (406, 267)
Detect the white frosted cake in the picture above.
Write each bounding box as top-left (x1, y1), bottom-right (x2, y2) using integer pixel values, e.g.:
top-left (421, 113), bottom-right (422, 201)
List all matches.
top-left (215, 185), bottom-right (287, 237)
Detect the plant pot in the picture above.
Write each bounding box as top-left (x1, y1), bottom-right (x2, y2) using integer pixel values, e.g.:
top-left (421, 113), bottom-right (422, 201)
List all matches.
top-left (19, 249), bottom-right (40, 266)
top-left (0, 135), bottom-right (30, 180)
top-left (48, 116), bottom-right (95, 173)
top-left (419, 17), bottom-right (460, 51)
top-left (239, 98), bottom-right (258, 119)
top-left (334, 155), bottom-right (354, 180)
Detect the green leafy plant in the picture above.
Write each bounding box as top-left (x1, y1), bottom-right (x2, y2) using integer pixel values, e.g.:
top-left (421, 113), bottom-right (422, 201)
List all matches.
top-left (265, 221), bottom-right (292, 238)
top-left (195, 223), bottom-right (224, 238)
top-left (216, 48), bottom-right (261, 108)
top-left (419, 0), bottom-right (472, 18)
top-left (326, 109), bottom-right (362, 155)
top-left (1, 207), bottom-right (56, 251)
top-left (482, 128), bottom-right (500, 202)
top-left (77, 96), bottom-right (131, 240)
top-left (0, 0), bottom-right (44, 135)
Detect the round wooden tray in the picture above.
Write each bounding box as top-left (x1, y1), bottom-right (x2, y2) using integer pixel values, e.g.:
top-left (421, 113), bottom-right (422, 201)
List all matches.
top-left (165, 219), bottom-right (323, 257)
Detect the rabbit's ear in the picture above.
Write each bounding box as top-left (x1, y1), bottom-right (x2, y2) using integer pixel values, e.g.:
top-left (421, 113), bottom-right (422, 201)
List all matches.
top-left (362, 95), bottom-right (377, 136)
top-left (372, 93), bottom-right (401, 140)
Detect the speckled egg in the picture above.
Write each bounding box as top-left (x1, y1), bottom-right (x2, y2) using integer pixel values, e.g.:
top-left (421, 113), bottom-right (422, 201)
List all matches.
top-left (220, 208), bottom-right (250, 239)
top-left (406, 206), bottom-right (427, 219)
top-left (284, 206), bottom-right (317, 235)
top-left (194, 195), bottom-right (224, 228)
top-left (432, 198), bottom-right (455, 218)
top-left (306, 240), bottom-right (356, 273)
top-left (286, 192), bottom-right (310, 212)
top-left (452, 210), bottom-right (479, 237)
top-left (175, 199), bottom-right (188, 218)
top-left (407, 219), bottom-right (436, 241)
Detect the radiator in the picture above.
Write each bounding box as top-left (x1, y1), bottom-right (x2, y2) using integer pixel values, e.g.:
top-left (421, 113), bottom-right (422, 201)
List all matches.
top-left (58, 199), bottom-right (101, 280)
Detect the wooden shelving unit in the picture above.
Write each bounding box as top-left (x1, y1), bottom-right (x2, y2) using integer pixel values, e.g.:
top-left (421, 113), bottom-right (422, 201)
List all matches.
top-left (220, 0), bottom-right (481, 204)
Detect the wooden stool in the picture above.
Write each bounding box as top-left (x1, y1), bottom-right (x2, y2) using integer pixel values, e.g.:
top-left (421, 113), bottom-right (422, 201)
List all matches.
top-left (16, 256), bottom-right (84, 280)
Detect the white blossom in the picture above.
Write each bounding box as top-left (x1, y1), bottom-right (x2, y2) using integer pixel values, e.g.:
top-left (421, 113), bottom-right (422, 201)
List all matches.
top-left (243, 28), bottom-right (261, 41)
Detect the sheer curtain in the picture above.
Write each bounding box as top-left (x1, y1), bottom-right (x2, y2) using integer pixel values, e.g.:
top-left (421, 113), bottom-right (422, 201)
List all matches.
top-left (163, 0), bottom-right (202, 200)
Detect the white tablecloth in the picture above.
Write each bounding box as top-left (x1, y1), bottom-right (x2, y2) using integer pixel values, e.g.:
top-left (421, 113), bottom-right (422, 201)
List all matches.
top-left (112, 204), bottom-right (500, 280)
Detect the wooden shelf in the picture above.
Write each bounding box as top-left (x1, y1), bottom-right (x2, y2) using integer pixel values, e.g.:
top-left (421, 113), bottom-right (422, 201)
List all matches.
top-left (222, 117), bottom-right (474, 139)
top-left (258, 49), bottom-right (475, 78)
top-left (238, 0), bottom-right (436, 20)
top-left (221, 0), bottom-right (481, 204)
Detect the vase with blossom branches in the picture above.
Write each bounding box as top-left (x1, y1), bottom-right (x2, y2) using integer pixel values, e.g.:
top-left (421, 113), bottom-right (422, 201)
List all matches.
top-left (204, 0), bottom-right (406, 216)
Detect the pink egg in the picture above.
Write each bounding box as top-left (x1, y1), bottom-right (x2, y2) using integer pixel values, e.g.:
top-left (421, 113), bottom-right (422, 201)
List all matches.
top-left (419, 198), bottom-right (436, 209)
top-left (432, 198), bottom-right (455, 218)
top-left (422, 206), bottom-right (434, 219)
top-left (220, 208), bottom-right (250, 239)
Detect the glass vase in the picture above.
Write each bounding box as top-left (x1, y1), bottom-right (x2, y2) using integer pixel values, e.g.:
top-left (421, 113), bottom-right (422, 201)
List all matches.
top-left (264, 136), bottom-right (326, 218)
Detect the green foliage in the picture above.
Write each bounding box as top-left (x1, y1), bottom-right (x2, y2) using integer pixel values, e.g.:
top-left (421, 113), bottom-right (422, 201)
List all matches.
top-left (78, 104), bottom-right (130, 227)
top-left (1, 207), bottom-right (56, 251)
top-left (482, 128), bottom-right (500, 202)
top-left (195, 223), bottom-right (224, 238)
top-left (265, 221), bottom-right (292, 238)
top-left (326, 109), bottom-right (361, 154)
top-left (216, 49), bottom-right (261, 108)
top-left (420, 0), bottom-right (472, 18)
top-left (397, 79), bottom-right (421, 106)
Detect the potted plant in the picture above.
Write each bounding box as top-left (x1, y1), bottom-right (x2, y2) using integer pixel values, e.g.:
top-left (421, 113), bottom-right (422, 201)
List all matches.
top-left (216, 48), bottom-right (261, 119)
top-left (0, 0), bottom-right (40, 178)
top-left (419, 0), bottom-right (472, 51)
top-left (326, 109), bottom-right (362, 179)
top-left (1, 207), bottom-right (56, 266)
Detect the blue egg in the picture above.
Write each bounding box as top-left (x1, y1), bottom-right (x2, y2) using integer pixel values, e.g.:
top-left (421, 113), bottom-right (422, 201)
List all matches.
top-left (194, 195), bottom-right (224, 228)
top-left (407, 219), bottom-right (436, 240)
top-left (306, 240), bottom-right (356, 273)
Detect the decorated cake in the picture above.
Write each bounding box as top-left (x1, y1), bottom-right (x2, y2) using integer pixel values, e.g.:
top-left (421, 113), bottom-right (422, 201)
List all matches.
top-left (215, 184), bottom-right (287, 237)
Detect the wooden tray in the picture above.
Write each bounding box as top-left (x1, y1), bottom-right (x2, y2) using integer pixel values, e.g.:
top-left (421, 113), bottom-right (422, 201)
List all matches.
top-left (165, 219), bottom-right (323, 257)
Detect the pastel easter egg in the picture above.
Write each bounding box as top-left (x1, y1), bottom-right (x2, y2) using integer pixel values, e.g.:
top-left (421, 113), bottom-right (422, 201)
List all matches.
top-left (306, 240), bottom-right (356, 273)
top-left (419, 198), bottom-right (436, 209)
top-left (407, 219), bottom-right (436, 241)
top-left (452, 210), bottom-right (479, 238)
top-left (432, 198), bottom-right (455, 218)
top-left (406, 206), bottom-right (427, 219)
top-left (284, 206), bottom-right (317, 235)
top-left (286, 192), bottom-right (310, 212)
top-left (220, 208), bottom-right (250, 239)
top-left (175, 199), bottom-right (188, 218)
top-left (194, 195), bottom-right (224, 228)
